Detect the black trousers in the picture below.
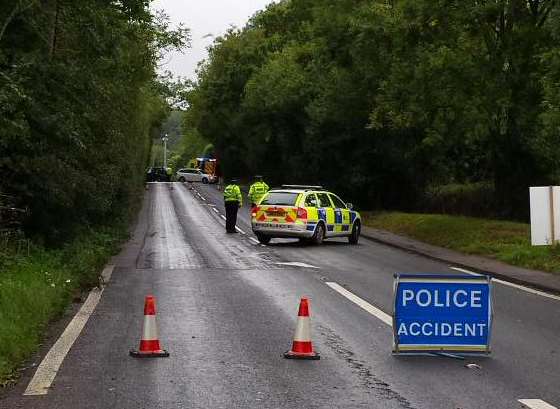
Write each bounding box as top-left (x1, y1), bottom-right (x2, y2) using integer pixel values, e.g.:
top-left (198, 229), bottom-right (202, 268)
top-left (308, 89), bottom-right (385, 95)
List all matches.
top-left (225, 201), bottom-right (239, 232)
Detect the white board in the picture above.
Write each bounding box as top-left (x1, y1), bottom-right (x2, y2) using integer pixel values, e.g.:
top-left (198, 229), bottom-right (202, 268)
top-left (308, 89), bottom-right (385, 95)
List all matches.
top-left (529, 186), bottom-right (560, 245)
top-left (554, 187), bottom-right (560, 242)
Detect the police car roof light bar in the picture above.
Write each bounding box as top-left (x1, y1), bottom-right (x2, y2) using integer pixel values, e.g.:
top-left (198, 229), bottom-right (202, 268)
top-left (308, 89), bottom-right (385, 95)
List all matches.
top-left (280, 185), bottom-right (324, 190)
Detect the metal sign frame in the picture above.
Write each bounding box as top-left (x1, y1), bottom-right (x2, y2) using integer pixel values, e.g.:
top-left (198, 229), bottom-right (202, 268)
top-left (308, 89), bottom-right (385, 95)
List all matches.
top-left (392, 274), bottom-right (493, 355)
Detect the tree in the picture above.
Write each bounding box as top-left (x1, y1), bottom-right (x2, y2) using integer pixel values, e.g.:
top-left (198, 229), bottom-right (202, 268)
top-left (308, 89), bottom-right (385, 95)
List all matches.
top-left (184, 0), bottom-right (560, 218)
top-left (0, 0), bottom-right (189, 239)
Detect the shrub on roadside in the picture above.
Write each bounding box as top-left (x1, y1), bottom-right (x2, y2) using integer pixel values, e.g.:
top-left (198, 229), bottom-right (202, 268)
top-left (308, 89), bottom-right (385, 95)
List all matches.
top-left (422, 182), bottom-right (496, 218)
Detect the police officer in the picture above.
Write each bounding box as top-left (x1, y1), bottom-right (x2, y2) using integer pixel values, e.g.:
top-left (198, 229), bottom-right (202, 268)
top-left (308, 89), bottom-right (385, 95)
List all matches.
top-left (223, 178), bottom-right (242, 233)
top-left (248, 175), bottom-right (269, 208)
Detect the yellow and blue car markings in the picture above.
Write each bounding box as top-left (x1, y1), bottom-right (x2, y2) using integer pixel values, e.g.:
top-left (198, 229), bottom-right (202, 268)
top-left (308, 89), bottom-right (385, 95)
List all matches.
top-left (312, 205), bottom-right (357, 234)
top-left (252, 189), bottom-right (360, 238)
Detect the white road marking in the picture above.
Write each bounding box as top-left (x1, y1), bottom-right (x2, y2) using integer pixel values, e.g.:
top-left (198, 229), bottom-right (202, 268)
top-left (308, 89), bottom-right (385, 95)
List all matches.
top-left (275, 262), bottom-right (319, 269)
top-left (519, 399), bottom-right (558, 409)
top-left (220, 215), bottom-right (226, 220)
top-left (235, 227), bottom-right (246, 235)
top-left (450, 266), bottom-right (482, 276)
top-left (24, 266), bottom-right (114, 396)
top-left (326, 282), bottom-right (393, 326)
top-left (212, 207), bottom-right (219, 213)
top-left (249, 237), bottom-right (260, 244)
top-left (450, 267), bottom-right (560, 302)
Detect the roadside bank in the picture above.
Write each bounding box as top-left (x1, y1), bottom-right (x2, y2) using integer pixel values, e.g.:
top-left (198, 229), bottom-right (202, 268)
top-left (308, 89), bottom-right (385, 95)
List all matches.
top-left (0, 225), bottom-right (128, 385)
top-left (361, 212), bottom-right (560, 294)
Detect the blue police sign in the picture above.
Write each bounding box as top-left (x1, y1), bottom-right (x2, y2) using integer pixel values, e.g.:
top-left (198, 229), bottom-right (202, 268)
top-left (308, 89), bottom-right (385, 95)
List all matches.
top-left (393, 274), bottom-right (493, 354)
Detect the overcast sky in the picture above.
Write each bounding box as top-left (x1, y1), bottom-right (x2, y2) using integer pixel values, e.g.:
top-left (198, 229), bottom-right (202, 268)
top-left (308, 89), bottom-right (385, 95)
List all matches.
top-left (151, 0), bottom-right (276, 80)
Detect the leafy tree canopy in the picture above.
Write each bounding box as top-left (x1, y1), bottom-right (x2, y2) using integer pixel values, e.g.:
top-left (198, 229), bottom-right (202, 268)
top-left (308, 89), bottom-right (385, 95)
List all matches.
top-left (0, 0), bottom-right (189, 240)
top-left (186, 0), bottom-right (560, 219)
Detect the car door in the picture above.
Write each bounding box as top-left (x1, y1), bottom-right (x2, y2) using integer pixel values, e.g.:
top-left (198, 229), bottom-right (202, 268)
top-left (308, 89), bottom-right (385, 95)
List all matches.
top-left (195, 170), bottom-right (204, 182)
top-left (303, 193), bottom-right (319, 232)
top-left (329, 193), bottom-right (350, 236)
top-left (187, 169), bottom-right (198, 182)
top-left (315, 192), bottom-right (335, 237)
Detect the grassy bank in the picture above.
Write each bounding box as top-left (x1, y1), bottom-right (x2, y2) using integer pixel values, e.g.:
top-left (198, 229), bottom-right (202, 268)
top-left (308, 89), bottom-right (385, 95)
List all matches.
top-left (0, 226), bottom-right (128, 384)
top-left (361, 212), bottom-right (560, 274)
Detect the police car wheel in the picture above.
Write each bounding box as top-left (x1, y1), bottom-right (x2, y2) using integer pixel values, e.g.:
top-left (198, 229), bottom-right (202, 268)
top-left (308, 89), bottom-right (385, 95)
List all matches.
top-left (312, 223), bottom-right (325, 245)
top-left (349, 221), bottom-right (360, 244)
top-left (178, 177), bottom-right (186, 183)
top-left (202, 177), bottom-right (209, 184)
top-left (256, 234), bottom-right (271, 244)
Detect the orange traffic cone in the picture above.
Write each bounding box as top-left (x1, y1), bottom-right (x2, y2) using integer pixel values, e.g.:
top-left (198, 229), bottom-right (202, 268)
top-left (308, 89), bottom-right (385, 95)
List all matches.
top-left (284, 297), bottom-right (320, 360)
top-left (130, 295), bottom-right (170, 358)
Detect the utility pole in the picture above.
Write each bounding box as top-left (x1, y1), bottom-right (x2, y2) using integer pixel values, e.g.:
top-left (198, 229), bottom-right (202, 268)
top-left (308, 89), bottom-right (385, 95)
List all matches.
top-left (162, 134), bottom-right (169, 168)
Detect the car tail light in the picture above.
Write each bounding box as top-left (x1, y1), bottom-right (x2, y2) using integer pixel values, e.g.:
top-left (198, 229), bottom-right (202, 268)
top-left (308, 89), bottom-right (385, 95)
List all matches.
top-left (251, 206), bottom-right (260, 218)
top-left (297, 207), bottom-right (307, 219)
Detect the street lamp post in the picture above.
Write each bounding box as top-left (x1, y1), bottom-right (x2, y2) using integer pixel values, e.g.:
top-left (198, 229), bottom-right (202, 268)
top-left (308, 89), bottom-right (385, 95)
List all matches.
top-left (162, 134), bottom-right (169, 169)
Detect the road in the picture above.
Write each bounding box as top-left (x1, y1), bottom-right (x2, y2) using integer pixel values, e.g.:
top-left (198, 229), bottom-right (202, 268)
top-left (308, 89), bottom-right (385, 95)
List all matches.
top-left (1, 182), bottom-right (559, 409)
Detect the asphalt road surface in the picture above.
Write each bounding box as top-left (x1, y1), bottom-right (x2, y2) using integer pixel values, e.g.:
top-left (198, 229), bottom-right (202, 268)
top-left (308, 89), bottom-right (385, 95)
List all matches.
top-left (2, 182), bottom-right (559, 409)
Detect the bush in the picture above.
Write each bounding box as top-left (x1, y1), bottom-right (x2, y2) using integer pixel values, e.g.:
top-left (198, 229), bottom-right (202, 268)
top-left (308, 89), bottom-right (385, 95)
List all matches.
top-left (422, 182), bottom-right (496, 218)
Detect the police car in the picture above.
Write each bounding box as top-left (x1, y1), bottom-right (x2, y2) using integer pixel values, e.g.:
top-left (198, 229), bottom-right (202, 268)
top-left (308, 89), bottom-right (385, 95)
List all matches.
top-left (251, 185), bottom-right (361, 245)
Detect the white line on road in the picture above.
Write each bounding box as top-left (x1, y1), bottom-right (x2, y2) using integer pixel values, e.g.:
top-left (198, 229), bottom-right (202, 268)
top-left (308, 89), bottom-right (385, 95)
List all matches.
top-left (450, 267), bottom-right (560, 302)
top-left (326, 282), bottom-right (392, 326)
top-left (24, 265), bottom-right (115, 396)
top-left (450, 266), bottom-right (483, 276)
top-left (212, 207), bottom-right (219, 213)
top-left (235, 226), bottom-right (246, 234)
top-left (249, 237), bottom-right (260, 244)
top-left (519, 399), bottom-right (558, 409)
top-left (275, 262), bottom-right (319, 269)
top-left (220, 215), bottom-right (226, 220)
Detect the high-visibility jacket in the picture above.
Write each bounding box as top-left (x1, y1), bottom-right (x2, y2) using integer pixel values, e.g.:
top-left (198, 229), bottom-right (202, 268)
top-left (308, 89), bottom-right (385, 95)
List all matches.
top-left (224, 184), bottom-right (242, 205)
top-left (248, 181), bottom-right (269, 204)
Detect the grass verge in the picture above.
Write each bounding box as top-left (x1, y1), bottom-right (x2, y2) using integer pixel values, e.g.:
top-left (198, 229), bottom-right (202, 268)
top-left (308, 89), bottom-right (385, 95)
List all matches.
top-left (361, 212), bottom-right (560, 274)
top-left (0, 225), bottom-right (128, 385)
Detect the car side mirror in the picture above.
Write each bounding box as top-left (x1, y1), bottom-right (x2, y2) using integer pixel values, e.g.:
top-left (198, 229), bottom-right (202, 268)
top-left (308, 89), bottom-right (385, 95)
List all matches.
top-left (346, 203), bottom-right (354, 210)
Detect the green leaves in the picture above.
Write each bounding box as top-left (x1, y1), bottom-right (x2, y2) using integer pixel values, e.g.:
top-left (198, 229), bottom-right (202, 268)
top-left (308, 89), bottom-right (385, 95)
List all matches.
top-left (0, 0), bottom-right (189, 240)
top-left (184, 0), bottom-right (559, 218)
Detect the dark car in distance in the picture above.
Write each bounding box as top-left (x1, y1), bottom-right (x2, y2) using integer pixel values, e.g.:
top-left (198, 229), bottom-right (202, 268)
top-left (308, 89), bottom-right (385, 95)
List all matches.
top-left (146, 167), bottom-right (171, 182)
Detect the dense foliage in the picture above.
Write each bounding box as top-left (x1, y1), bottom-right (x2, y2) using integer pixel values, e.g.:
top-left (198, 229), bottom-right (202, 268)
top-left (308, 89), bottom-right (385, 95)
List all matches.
top-left (0, 0), bottom-right (188, 240)
top-left (186, 0), bottom-right (560, 219)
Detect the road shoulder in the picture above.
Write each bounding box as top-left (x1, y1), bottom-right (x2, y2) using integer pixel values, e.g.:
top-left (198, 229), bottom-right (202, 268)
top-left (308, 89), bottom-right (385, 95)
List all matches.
top-left (361, 226), bottom-right (560, 294)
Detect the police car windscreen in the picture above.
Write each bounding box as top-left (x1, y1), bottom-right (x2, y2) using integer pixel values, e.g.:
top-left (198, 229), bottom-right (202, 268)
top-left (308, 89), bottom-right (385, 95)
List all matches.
top-left (260, 192), bottom-right (299, 206)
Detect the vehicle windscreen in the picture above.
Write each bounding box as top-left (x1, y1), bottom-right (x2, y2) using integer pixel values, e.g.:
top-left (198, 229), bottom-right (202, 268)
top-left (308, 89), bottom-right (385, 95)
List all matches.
top-left (260, 192), bottom-right (299, 206)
